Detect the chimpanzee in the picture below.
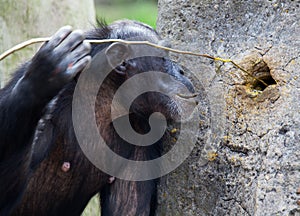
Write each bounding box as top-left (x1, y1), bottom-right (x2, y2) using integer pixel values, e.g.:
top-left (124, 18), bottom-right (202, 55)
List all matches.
top-left (0, 26), bottom-right (91, 215)
top-left (7, 20), bottom-right (194, 216)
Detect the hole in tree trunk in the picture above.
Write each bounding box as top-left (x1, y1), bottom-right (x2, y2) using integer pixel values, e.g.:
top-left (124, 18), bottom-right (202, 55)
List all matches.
top-left (250, 60), bottom-right (276, 91)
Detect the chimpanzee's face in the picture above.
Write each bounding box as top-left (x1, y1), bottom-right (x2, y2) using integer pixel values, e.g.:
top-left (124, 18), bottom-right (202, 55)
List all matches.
top-left (106, 20), bottom-right (196, 121)
top-left (124, 57), bottom-right (194, 121)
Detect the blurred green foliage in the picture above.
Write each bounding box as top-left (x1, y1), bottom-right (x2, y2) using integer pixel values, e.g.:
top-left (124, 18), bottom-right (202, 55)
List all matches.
top-left (95, 0), bottom-right (158, 28)
top-left (81, 194), bottom-right (100, 216)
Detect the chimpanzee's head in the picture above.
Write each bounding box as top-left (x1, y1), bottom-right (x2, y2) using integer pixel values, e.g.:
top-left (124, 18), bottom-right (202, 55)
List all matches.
top-left (76, 20), bottom-right (197, 177)
top-left (87, 20), bottom-right (195, 122)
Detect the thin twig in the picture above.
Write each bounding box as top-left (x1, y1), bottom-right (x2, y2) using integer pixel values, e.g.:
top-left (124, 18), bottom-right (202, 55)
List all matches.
top-left (0, 37), bottom-right (50, 61)
top-left (214, 57), bottom-right (268, 86)
top-left (0, 38), bottom-right (268, 86)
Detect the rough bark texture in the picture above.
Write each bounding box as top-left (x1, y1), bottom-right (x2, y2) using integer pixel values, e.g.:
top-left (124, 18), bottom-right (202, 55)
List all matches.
top-left (157, 0), bottom-right (300, 215)
top-left (0, 0), bottom-right (95, 87)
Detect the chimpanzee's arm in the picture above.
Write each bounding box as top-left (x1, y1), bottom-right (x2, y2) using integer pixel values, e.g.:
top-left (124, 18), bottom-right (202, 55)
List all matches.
top-left (0, 26), bottom-right (91, 160)
top-left (0, 26), bottom-right (91, 215)
top-left (100, 179), bottom-right (158, 216)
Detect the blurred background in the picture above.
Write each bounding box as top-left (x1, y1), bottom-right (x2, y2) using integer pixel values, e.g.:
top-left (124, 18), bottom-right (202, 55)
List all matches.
top-left (95, 0), bottom-right (158, 28)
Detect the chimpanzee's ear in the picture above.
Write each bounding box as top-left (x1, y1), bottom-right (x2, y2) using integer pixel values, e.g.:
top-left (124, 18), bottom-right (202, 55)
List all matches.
top-left (105, 42), bottom-right (131, 75)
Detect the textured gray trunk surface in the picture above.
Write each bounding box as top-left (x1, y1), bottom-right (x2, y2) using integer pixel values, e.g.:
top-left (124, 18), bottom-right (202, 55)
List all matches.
top-left (157, 0), bottom-right (300, 215)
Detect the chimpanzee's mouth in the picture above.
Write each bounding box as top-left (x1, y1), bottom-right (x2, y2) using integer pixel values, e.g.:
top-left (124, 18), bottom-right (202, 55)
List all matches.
top-left (176, 93), bottom-right (198, 99)
top-left (171, 92), bottom-right (198, 122)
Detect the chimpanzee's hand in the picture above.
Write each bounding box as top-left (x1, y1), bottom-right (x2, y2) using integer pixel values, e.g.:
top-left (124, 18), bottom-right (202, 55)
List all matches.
top-left (24, 26), bottom-right (91, 100)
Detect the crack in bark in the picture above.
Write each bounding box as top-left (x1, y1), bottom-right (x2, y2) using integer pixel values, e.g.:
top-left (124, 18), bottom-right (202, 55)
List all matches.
top-left (255, 45), bottom-right (273, 57)
top-left (284, 55), bottom-right (300, 68)
top-left (222, 197), bottom-right (251, 216)
top-left (222, 141), bottom-right (250, 155)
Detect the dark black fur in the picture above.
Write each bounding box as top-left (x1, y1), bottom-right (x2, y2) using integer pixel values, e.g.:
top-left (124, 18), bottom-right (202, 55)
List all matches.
top-left (4, 20), bottom-right (193, 216)
top-left (0, 27), bottom-right (90, 215)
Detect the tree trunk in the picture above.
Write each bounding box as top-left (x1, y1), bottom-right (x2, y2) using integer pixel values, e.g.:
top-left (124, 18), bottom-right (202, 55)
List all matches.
top-left (156, 0), bottom-right (300, 215)
top-left (0, 0), bottom-right (95, 87)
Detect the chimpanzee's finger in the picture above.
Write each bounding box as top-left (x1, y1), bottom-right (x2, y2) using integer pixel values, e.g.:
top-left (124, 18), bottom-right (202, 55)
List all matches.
top-left (64, 55), bottom-right (91, 78)
top-left (54, 30), bottom-right (85, 55)
top-left (70, 40), bottom-right (91, 60)
top-left (47, 26), bottom-right (73, 49)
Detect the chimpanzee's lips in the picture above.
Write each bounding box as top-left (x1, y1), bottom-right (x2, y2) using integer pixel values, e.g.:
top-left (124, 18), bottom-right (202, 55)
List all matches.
top-left (176, 93), bottom-right (198, 99)
top-left (172, 93), bottom-right (198, 122)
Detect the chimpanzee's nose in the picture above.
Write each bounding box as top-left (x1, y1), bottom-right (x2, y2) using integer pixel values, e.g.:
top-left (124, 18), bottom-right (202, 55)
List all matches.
top-left (166, 60), bottom-right (195, 93)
